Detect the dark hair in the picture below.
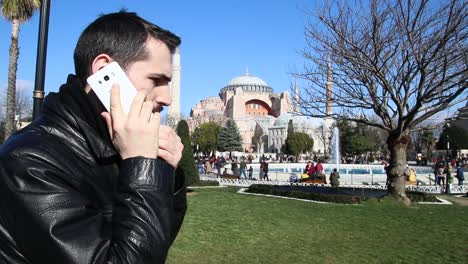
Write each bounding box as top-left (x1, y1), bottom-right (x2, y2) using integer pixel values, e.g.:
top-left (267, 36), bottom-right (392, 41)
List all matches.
top-left (74, 10), bottom-right (181, 83)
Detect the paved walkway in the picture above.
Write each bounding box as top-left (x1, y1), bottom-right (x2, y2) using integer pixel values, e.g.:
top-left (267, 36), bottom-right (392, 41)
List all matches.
top-left (438, 195), bottom-right (468, 206)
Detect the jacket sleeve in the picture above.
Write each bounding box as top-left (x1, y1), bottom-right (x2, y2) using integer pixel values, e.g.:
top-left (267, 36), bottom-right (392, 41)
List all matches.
top-left (0, 153), bottom-right (187, 264)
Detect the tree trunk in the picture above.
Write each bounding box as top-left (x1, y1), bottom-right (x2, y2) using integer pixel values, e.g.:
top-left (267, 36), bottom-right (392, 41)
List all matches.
top-left (386, 133), bottom-right (411, 204)
top-left (4, 20), bottom-right (20, 140)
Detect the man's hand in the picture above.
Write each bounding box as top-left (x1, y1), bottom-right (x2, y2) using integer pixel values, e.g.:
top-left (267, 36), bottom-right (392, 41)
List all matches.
top-left (158, 125), bottom-right (183, 168)
top-left (101, 84), bottom-right (160, 160)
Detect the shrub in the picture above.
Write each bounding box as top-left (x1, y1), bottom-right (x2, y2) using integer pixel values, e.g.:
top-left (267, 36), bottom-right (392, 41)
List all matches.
top-left (176, 120), bottom-right (199, 186)
top-left (405, 191), bottom-right (438, 202)
top-left (246, 184), bottom-right (362, 204)
top-left (190, 180), bottom-right (219, 187)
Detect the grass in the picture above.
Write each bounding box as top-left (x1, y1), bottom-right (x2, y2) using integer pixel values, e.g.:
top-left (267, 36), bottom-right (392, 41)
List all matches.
top-left (166, 187), bottom-right (468, 264)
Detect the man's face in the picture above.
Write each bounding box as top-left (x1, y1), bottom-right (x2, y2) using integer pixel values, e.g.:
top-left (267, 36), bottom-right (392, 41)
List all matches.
top-left (126, 37), bottom-right (173, 113)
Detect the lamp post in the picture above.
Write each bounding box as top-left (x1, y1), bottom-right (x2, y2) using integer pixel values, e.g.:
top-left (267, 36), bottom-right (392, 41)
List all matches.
top-left (444, 121), bottom-right (450, 194)
top-left (32, 0), bottom-right (51, 120)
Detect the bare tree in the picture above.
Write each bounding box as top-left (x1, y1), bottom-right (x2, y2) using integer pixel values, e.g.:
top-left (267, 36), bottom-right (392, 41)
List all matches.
top-left (317, 124), bottom-right (330, 157)
top-left (295, 0), bottom-right (467, 202)
top-left (163, 113), bottom-right (185, 129)
top-left (15, 83), bottom-right (33, 124)
top-left (0, 81), bottom-right (32, 136)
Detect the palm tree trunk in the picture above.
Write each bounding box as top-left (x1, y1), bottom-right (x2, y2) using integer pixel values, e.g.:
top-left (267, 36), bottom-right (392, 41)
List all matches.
top-left (386, 133), bottom-right (411, 204)
top-left (4, 19), bottom-right (20, 140)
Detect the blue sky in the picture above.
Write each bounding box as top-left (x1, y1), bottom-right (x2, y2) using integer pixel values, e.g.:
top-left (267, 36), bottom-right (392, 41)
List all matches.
top-left (0, 0), bottom-right (311, 116)
top-left (1, 0), bottom-right (463, 122)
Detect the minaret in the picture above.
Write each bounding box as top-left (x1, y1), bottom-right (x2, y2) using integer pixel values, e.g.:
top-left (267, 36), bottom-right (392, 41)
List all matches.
top-left (294, 78), bottom-right (299, 113)
top-left (326, 60), bottom-right (333, 116)
top-left (168, 47), bottom-right (181, 121)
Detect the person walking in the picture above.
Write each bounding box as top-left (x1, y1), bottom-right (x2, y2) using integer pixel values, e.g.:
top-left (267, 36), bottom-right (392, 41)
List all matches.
top-left (204, 157), bottom-right (212, 174)
top-left (456, 163), bottom-right (464, 185)
top-left (437, 165), bottom-right (445, 186)
top-left (240, 159), bottom-right (247, 179)
top-left (261, 161), bottom-right (269, 181)
top-left (215, 157), bottom-right (223, 178)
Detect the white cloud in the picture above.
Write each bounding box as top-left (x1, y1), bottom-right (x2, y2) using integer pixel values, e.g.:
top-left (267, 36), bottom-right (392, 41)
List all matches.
top-left (0, 79), bottom-right (35, 121)
top-left (0, 79), bottom-right (34, 92)
top-left (15, 79), bottom-right (34, 93)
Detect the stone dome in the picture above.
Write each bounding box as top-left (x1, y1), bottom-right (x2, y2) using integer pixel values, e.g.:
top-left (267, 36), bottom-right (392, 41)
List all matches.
top-left (220, 71), bottom-right (273, 95)
top-left (228, 75), bottom-right (267, 86)
top-left (273, 113), bottom-right (292, 127)
top-left (273, 113), bottom-right (326, 129)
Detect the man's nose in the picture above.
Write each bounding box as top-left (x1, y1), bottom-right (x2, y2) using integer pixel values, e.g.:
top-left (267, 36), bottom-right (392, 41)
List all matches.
top-left (156, 85), bottom-right (172, 106)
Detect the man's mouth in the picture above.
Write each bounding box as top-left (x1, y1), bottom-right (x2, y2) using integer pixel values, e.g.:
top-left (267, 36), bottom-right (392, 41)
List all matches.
top-left (152, 102), bottom-right (163, 113)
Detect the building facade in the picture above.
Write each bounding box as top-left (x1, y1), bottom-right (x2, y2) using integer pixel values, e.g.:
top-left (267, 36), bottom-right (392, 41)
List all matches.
top-left (187, 71), bottom-right (333, 154)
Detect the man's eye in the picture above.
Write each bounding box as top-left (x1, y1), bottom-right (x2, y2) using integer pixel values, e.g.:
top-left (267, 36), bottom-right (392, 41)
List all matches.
top-left (152, 79), bottom-right (159, 85)
top-left (152, 78), bottom-right (167, 86)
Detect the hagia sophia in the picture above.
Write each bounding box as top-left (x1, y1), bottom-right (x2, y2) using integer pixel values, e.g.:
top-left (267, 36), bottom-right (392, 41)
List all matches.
top-left (167, 49), bottom-right (334, 154)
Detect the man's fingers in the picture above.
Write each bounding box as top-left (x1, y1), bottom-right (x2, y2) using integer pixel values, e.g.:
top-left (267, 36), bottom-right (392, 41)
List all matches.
top-left (109, 84), bottom-right (123, 117)
top-left (159, 125), bottom-right (177, 140)
top-left (140, 101), bottom-right (154, 122)
top-left (157, 149), bottom-right (180, 168)
top-left (127, 90), bottom-right (147, 120)
top-left (150, 112), bottom-right (161, 135)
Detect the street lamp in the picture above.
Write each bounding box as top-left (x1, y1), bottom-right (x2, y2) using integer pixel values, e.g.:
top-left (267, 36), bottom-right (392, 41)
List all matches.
top-left (444, 121), bottom-right (450, 194)
top-left (33, 0), bottom-right (51, 120)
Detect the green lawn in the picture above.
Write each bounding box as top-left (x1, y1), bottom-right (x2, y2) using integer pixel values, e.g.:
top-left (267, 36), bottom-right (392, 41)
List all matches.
top-left (167, 187), bottom-right (468, 264)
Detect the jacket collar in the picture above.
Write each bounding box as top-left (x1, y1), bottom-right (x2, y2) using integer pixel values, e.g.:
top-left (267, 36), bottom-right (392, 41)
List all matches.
top-left (42, 75), bottom-right (119, 162)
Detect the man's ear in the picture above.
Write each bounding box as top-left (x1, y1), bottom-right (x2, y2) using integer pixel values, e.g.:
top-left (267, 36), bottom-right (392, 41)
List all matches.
top-left (91, 54), bottom-right (113, 74)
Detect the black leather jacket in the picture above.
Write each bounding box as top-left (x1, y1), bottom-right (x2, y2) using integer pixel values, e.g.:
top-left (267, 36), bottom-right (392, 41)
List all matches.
top-left (0, 77), bottom-right (187, 263)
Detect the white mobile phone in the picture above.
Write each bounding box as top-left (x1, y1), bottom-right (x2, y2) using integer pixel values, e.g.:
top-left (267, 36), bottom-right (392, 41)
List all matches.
top-left (86, 61), bottom-right (137, 115)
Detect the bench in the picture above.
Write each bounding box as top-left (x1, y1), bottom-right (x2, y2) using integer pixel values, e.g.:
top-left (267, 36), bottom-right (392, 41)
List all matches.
top-left (221, 174), bottom-right (240, 180)
top-left (302, 177), bottom-right (327, 184)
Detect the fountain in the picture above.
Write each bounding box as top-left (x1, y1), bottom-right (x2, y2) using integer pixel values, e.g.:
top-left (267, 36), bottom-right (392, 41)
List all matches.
top-left (329, 127), bottom-right (340, 172)
top-left (202, 125), bottom-right (436, 187)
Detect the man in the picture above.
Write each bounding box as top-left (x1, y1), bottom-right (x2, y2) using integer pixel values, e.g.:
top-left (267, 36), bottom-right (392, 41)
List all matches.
top-left (307, 160), bottom-right (316, 178)
top-left (262, 160), bottom-right (269, 181)
top-left (239, 158), bottom-right (247, 179)
top-left (231, 160), bottom-right (239, 176)
top-left (456, 163), bottom-right (465, 185)
top-left (315, 160), bottom-right (324, 175)
top-left (329, 168), bottom-right (340, 187)
top-left (0, 11), bottom-right (186, 263)
top-left (215, 156), bottom-right (223, 177)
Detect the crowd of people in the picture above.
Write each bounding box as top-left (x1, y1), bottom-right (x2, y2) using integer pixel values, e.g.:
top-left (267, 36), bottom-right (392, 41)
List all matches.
top-left (196, 153), bottom-right (465, 188)
top-left (433, 159), bottom-right (465, 186)
top-left (195, 155), bottom-right (263, 180)
top-left (302, 160), bottom-right (326, 181)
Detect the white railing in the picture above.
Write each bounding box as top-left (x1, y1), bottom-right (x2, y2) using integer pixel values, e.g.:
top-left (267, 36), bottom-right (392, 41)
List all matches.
top-left (198, 176), bottom-right (468, 194)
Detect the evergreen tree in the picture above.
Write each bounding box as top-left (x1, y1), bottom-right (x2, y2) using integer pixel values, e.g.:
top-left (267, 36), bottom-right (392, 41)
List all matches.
top-left (287, 119), bottom-right (294, 136)
top-left (436, 125), bottom-right (468, 156)
top-left (218, 119), bottom-right (243, 153)
top-left (191, 121), bottom-right (222, 155)
top-left (175, 120), bottom-right (198, 186)
top-left (336, 119), bottom-right (371, 157)
top-left (281, 131), bottom-right (314, 158)
top-left (297, 132), bottom-right (314, 153)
